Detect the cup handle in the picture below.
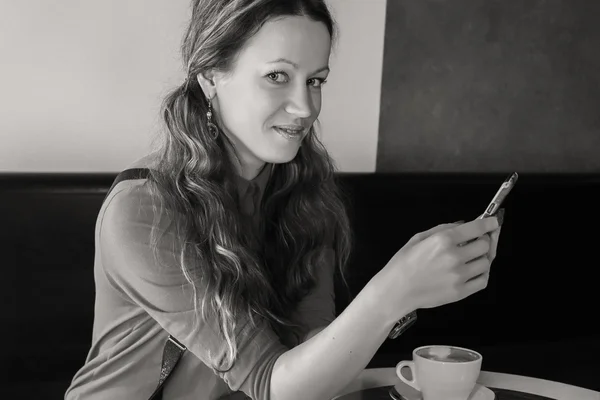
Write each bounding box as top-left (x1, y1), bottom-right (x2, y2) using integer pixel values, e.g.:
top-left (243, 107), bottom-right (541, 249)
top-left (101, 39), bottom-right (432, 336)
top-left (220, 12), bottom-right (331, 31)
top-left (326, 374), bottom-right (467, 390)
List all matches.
top-left (395, 360), bottom-right (420, 391)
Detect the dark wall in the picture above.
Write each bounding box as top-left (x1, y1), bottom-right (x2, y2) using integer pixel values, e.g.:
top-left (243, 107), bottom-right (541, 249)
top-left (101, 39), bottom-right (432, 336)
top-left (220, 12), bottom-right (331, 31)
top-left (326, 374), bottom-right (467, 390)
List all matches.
top-left (377, 0), bottom-right (600, 173)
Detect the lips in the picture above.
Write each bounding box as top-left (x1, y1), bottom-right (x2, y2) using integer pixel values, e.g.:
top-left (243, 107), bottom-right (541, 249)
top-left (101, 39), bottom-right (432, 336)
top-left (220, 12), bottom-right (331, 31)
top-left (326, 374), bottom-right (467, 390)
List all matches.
top-left (273, 126), bottom-right (305, 140)
top-left (274, 125), bottom-right (306, 134)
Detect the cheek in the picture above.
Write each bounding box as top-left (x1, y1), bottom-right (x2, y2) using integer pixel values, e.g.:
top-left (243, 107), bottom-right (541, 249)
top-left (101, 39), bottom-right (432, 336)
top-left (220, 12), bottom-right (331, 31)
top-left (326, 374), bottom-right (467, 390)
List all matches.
top-left (217, 86), bottom-right (253, 128)
top-left (254, 90), bottom-right (286, 122)
top-left (311, 91), bottom-right (322, 117)
top-left (223, 84), bottom-right (283, 127)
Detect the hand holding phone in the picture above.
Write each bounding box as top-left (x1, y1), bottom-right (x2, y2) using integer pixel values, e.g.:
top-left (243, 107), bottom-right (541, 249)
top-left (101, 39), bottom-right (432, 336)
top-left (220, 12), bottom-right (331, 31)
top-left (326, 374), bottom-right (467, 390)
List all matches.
top-left (385, 174), bottom-right (518, 339)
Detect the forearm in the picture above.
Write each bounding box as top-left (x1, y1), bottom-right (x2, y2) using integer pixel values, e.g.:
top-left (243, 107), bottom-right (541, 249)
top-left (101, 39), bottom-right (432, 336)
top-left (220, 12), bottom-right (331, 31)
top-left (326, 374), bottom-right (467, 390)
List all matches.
top-left (270, 281), bottom-right (413, 400)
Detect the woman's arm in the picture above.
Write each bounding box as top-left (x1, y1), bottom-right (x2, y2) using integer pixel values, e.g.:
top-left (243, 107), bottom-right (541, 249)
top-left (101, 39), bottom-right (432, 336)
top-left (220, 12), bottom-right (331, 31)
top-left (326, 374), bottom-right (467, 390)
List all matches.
top-left (293, 248), bottom-right (336, 344)
top-left (270, 278), bottom-right (414, 400)
top-left (102, 186), bottom-right (409, 400)
top-left (100, 185), bottom-right (290, 400)
top-left (302, 326), bottom-right (326, 342)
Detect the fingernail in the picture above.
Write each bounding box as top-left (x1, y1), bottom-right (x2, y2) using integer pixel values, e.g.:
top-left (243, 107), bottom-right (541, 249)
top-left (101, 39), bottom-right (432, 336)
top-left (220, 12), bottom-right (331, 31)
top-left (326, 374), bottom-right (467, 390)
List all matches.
top-left (496, 208), bottom-right (505, 226)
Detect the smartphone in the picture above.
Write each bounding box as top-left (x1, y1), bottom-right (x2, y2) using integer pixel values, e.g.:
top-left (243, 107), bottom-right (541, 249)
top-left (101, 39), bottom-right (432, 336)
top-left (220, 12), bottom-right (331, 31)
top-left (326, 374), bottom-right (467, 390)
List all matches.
top-left (478, 172), bottom-right (518, 219)
top-left (458, 172), bottom-right (518, 246)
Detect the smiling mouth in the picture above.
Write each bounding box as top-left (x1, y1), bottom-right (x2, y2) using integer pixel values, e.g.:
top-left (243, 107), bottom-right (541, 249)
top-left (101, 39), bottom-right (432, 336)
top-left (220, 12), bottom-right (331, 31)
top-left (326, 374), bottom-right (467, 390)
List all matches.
top-left (273, 126), bottom-right (305, 140)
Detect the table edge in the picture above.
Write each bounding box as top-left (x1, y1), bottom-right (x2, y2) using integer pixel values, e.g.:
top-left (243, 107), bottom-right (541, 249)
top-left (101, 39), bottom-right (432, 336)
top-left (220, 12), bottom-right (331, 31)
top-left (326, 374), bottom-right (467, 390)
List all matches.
top-left (332, 368), bottom-right (600, 400)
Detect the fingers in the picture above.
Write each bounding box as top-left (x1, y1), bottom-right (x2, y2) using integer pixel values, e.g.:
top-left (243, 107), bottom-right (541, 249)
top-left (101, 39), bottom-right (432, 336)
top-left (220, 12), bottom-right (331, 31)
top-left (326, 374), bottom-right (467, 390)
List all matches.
top-left (461, 256), bottom-right (491, 282)
top-left (449, 217), bottom-right (499, 245)
top-left (407, 222), bottom-right (463, 247)
top-left (488, 208), bottom-right (504, 260)
top-left (456, 235), bottom-right (491, 262)
top-left (462, 264), bottom-right (491, 297)
top-left (460, 247), bottom-right (495, 300)
top-left (488, 226), bottom-right (502, 260)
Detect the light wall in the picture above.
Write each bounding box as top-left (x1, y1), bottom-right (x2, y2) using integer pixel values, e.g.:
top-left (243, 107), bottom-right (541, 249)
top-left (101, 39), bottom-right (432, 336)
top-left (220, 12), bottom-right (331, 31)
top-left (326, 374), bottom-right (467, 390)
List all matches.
top-left (0, 0), bottom-right (386, 173)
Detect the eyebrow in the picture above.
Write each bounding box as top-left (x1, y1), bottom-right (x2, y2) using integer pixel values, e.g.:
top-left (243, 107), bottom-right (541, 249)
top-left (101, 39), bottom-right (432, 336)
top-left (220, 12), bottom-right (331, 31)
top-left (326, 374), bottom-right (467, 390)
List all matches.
top-left (267, 58), bottom-right (330, 75)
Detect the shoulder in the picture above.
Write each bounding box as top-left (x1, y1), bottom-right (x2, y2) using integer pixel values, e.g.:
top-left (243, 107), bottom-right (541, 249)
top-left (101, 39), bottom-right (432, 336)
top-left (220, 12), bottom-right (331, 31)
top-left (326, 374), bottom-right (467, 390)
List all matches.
top-left (99, 171), bottom-right (192, 285)
top-left (100, 153), bottom-right (181, 256)
top-left (101, 151), bottom-right (171, 234)
top-left (99, 178), bottom-right (167, 258)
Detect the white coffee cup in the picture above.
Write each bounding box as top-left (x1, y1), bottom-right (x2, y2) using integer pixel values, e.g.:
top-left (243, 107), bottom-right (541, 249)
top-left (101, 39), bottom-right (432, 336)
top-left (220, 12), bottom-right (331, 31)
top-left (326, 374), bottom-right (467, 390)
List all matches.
top-left (395, 345), bottom-right (482, 400)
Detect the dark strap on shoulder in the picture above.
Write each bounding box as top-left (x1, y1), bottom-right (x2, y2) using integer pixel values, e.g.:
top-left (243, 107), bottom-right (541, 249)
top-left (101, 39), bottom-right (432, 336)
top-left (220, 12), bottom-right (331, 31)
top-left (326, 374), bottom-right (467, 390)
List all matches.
top-left (148, 336), bottom-right (187, 400)
top-left (103, 168), bottom-right (188, 400)
top-left (103, 167), bottom-right (152, 202)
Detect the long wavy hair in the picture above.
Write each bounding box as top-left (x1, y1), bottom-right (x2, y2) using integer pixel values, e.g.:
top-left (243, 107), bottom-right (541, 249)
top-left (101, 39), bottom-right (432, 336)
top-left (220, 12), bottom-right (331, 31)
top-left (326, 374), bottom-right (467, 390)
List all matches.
top-left (147, 0), bottom-right (353, 373)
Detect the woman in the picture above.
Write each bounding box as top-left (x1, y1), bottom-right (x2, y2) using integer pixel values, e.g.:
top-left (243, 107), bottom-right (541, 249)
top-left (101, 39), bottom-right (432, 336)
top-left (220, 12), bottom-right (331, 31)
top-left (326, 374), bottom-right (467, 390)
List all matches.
top-left (65, 1), bottom-right (502, 399)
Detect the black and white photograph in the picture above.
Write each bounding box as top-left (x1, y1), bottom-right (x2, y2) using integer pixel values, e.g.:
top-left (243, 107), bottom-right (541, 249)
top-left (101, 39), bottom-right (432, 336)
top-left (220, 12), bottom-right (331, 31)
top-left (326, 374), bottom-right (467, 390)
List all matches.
top-left (2, 1), bottom-right (599, 399)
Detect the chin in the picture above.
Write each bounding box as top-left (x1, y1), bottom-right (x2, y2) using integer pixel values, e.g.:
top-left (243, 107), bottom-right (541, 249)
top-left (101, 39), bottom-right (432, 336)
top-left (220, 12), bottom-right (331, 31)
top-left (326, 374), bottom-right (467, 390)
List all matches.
top-left (254, 128), bottom-right (307, 164)
top-left (262, 148), bottom-right (301, 164)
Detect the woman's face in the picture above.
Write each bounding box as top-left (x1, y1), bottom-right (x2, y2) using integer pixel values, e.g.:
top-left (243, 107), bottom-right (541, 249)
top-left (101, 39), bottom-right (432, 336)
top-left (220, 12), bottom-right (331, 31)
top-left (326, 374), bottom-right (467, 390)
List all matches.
top-left (204, 16), bottom-right (331, 179)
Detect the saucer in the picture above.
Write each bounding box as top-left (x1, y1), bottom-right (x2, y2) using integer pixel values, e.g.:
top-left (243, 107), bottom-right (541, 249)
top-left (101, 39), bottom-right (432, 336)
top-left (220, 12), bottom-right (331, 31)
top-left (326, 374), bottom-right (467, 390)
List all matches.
top-left (389, 383), bottom-right (495, 400)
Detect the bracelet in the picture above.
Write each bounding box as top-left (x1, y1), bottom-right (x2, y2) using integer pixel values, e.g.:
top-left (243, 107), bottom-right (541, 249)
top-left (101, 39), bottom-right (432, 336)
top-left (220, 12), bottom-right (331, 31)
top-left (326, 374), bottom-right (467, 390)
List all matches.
top-left (388, 310), bottom-right (418, 339)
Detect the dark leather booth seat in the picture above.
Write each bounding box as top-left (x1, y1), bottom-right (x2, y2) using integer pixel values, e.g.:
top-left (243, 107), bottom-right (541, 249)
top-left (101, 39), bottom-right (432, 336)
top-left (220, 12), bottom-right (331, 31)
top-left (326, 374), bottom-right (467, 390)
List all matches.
top-left (3, 172), bottom-right (599, 397)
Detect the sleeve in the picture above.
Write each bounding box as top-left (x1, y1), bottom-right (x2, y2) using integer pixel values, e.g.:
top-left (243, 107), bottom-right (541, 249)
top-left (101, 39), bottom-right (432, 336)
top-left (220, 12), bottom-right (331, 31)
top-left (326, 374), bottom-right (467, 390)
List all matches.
top-left (290, 248), bottom-right (336, 339)
top-left (98, 183), bottom-right (288, 399)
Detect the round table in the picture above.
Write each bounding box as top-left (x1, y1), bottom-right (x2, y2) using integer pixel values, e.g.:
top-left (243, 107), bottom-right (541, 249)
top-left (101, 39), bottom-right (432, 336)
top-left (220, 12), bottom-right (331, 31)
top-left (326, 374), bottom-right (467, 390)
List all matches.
top-left (332, 368), bottom-right (600, 400)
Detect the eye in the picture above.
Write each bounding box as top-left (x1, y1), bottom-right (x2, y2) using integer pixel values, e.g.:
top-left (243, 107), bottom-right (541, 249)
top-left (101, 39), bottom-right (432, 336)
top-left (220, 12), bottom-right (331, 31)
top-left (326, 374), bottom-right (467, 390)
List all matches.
top-left (308, 78), bottom-right (328, 88)
top-left (266, 70), bottom-right (289, 84)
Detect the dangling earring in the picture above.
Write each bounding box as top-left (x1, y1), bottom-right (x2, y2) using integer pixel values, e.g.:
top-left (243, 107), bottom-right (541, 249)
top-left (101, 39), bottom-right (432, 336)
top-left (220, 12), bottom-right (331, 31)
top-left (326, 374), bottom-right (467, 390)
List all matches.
top-left (206, 97), bottom-right (219, 140)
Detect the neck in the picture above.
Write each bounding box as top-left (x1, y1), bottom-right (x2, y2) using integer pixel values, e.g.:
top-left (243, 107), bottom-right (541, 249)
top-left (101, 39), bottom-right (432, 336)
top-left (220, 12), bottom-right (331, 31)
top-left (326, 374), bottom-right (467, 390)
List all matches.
top-left (239, 161), bottom-right (266, 181)
top-left (222, 139), bottom-right (265, 180)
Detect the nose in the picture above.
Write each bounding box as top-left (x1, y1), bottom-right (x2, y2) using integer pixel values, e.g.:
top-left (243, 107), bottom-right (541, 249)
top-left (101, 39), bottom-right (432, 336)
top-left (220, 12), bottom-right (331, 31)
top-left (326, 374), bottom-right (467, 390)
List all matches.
top-left (284, 84), bottom-right (312, 119)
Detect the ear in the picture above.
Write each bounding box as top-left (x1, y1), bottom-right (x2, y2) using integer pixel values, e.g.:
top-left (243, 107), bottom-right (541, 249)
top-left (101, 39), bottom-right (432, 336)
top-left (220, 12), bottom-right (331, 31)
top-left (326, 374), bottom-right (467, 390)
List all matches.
top-left (196, 70), bottom-right (218, 100)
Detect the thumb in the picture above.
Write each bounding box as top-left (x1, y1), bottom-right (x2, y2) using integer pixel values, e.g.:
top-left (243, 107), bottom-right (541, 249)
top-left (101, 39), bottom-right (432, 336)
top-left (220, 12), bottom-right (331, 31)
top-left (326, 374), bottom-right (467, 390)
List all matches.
top-left (406, 221), bottom-right (465, 247)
